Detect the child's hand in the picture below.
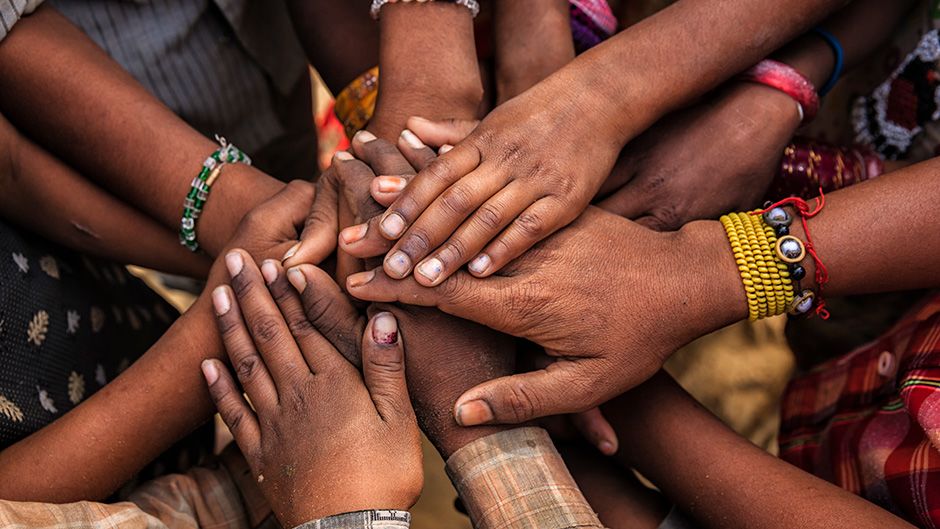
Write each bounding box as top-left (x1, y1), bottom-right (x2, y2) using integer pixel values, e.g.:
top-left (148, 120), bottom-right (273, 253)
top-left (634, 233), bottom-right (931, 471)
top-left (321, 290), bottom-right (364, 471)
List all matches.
top-left (201, 251), bottom-right (422, 527)
top-left (371, 81), bottom-right (623, 287)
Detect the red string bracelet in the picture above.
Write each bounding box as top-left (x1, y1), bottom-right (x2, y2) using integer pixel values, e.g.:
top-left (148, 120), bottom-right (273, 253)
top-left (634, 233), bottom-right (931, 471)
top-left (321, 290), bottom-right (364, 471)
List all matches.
top-left (755, 189), bottom-right (830, 319)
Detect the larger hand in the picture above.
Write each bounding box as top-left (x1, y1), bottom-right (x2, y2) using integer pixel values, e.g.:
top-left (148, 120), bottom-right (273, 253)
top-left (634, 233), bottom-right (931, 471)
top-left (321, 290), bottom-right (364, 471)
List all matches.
top-left (347, 208), bottom-right (747, 426)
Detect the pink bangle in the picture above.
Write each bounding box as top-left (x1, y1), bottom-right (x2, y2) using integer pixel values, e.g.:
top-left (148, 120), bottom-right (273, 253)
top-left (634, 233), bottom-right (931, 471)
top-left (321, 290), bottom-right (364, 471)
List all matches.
top-left (739, 59), bottom-right (820, 124)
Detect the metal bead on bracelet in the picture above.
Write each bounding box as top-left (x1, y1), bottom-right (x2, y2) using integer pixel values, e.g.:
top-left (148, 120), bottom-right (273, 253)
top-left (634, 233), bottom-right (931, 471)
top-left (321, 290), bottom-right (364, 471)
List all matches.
top-left (179, 136), bottom-right (251, 252)
top-left (762, 207), bottom-right (815, 316)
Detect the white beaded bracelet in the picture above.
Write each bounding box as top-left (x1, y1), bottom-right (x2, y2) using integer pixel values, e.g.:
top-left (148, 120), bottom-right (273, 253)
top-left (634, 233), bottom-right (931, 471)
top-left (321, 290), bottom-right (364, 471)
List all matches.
top-left (370, 0), bottom-right (480, 20)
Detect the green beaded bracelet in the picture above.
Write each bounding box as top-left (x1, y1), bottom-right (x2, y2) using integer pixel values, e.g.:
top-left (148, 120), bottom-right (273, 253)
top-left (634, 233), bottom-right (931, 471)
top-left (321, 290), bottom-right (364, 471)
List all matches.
top-left (179, 137), bottom-right (251, 252)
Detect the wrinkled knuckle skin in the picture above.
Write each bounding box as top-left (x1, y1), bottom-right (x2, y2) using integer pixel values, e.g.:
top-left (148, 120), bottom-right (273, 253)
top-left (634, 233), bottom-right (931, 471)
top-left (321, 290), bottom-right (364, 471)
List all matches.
top-left (217, 313), bottom-right (245, 340)
top-left (401, 228), bottom-right (432, 256)
top-left (250, 316), bottom-right (283, 344)
top-left (286, 316), bottom-right (317, 341)
top-left (437, 275), bottom-right (470, 305)
top-left (502, 381), bottom-right (540, 423)
top-left (224, 407), bottom-right (247, 433)
top-left (439, 239), bottom-right (468, 264)
top-left (425, 157), bottom-right (458, 186)
top-left (287, 386), bottom-right (311, 414)
top-left (475, 203), bottom-right (503, 232)
top-left (235, 355), bottom-right (261, 381)
top-left (439, 185), bottom-right (475, 218)
top-left (229, 271), bottom-right (255, 299)
top-left (368, 355), bottom-right (406, 377)
top-left (514, 210), bottom-right (546, 239)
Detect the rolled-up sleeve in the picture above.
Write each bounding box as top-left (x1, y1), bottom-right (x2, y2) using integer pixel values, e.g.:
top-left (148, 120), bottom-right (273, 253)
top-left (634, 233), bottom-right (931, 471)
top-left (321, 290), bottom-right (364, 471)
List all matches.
top-left (0, 0), bottom-right (43, 43)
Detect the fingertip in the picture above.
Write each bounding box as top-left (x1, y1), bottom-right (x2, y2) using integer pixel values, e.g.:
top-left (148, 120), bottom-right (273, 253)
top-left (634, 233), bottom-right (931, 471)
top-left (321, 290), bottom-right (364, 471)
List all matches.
top-left (400, 129), bottom-right (425, 150)
top-left (454, 399), bottom-right (494, 426)
top-left (281, 242), bottom-right (301, 262)
top-left (224, 250), bottom-right (244, 278)
top-left (211, 285), bottom-right (232, 316)
top-left (201, 359), bottom-right (220, 387)
top-left (467, 253), bottom-right (492, 277)
top-left (287, 266), bottom-right (307, 293)
top-left (370, 311), bottom-right (399, 345)
top-left (346, 269), bottom-right (376, 290)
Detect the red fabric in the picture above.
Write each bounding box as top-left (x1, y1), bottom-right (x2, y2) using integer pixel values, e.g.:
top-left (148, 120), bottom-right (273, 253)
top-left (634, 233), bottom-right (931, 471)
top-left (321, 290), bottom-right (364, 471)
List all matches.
top-left (780, 292), bottom-right (940, 527)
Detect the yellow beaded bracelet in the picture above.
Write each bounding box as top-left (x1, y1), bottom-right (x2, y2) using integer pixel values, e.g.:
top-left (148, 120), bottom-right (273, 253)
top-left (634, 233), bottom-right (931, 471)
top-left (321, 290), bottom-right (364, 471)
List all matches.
top-left (720, 211), bottom-right (795, 321)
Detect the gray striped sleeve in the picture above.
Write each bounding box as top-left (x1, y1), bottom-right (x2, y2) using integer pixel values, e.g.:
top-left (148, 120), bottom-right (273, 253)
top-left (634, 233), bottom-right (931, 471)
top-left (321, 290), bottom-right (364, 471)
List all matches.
top-left (293, 510), bottom-right (411, 529)
top-left (0, 0), bottom-right (43, 43)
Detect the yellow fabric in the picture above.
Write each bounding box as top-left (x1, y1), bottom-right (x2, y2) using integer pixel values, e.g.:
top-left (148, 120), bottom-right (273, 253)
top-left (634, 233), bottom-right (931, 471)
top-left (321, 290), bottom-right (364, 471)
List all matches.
top-left (334, 67), bottom-right (379, 140)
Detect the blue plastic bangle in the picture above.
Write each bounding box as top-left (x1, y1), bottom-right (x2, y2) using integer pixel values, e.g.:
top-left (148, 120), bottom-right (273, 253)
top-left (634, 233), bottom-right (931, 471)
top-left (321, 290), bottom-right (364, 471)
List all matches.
top-left (812, 27), bottom-right (844, 96)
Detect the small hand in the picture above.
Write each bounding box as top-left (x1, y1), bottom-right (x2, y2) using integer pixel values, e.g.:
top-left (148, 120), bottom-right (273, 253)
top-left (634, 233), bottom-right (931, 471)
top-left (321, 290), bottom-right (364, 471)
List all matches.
top-left (346, 208), bottom-right (747, 427)
top-left (202, 251), bottom-right (422, 527)
top-left (368, 78), bottom-right (624, 287)
top-left (596, 84), bottom-right (801, 230)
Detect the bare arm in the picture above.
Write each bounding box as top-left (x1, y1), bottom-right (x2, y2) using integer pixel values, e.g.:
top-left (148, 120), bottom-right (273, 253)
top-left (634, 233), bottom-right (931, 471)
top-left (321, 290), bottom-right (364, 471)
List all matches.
top-left (603, 372), bottom-right (916, 529)
top-left (0, 6), bottom-right (283, 258)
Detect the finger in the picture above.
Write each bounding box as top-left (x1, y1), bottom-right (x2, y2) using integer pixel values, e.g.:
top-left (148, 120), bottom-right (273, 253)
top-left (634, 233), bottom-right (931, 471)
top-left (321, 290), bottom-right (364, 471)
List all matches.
top-left (345, 267), bottom-right (509, 333)
top-left (378, 143), bottom-right (482, 242)
top-left (571, 407), bottom-right (619, 456)
top-left (226, 250), bottom-right (308, 386)
top-left (287, 263), bottom-right (365, 367)
top-left (398, 129), bottom-right (439, 171)
top-left (371, 175), bottom-right (409, 208)
top-left (211, 283), bottom-right (278, 409)
top-left (338, 216), bottom-right (395, 259)
top-left (406, 116), bottom-right (479, 147)
top-left (284, 171), bottom-right (338, 267)
top-left (361, 312), bottom-right (415, 423)
top-left (596, 184), bottom-right (648, 220)
top-left (333, 151), bottom-right (381, 221)
top-left (412, 183), bottom-right (533, 286)
top-left (472, 197), bottom-right (569, 277)
top-left (453, 360), bottom-right (599, 425)
top-left (383, 168), bottom-right (504, 280)
top-left (263, 259), bottom-right (346, 374)
top-left (350, 131), bottom-right (417, 176)
top-left (201, 359), bottom-right (261, 458)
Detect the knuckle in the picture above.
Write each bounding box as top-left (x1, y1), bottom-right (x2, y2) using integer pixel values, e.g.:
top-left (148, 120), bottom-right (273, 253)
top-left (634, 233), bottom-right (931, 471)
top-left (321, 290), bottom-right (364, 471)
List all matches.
top-left (224, 407), bottom-right (247, 433)
top-left (217, 313), bottom-right (244, 340)
top-left (438, 185), bottom-right (475, 217)
top-left (437, 275), bottom-right (472, 305)
top-left (250, 315), bottom-right (282, 344)
top-left (424, 157), bottom-right (458, 186)
top-left (286, 315), bottom-right (317, 340)
top-left (287, 385), bottom-right (311, 414)
top-left (402, 227), bottom-right (432, 255)
top-left (229, 271), bottom-right (255, 299)
top-left (368, 354), bottom-right (406, 377)
top-left (235, 355), bottom-right (261, 381)
top-left (438, 238), bottom-right (468, 263)
top-left (502, 380), bottom-right (540, 422)
top-left (513, 210), bottom-right (546, 239)
top-left (475, 203), bottom-right (504, 232)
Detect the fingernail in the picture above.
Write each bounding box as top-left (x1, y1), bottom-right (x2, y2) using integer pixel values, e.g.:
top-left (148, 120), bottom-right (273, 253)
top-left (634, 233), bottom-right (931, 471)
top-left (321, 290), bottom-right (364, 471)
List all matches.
top-left (439, 144), bottom-right (454, 154)
top-left (334, 150), bottom-right (354, 161)
top-left (347, 269), bottom-right (376, 288)
top-left (287, 267), bottom-right (307, 293)
top-left (201, 360), bottom-right (219, 386)
top-left (598, 440), bottom-right (616, 456)
top-left (224, 251), bottom-right (243, 277)
top-left (354, 130), bottom-right (377, 143)
top-left (340, 223), bottom-right (368, 245)
top-left (376, 176), bottom-right (407, 194)
top-left (261, 260), bottom-right (278, 285)
top-left (416, 257), bottom-right (443, 283)
top-left (371, 312), bottom-right (399, 344)
top-left (282, 242), bottom-right (301, 262)
top-left (381, 213), bottom-right (406, 238)
top-left (400, 129), bottom-right (425, 149)
top-left (455, 400), bottom-right (494, 426)
top-left (211, 286), bottom-right (231, 315)
top-left (468, 253), bottom-right (491, 275)
top-left (385, 251), bottom-right (411, 278)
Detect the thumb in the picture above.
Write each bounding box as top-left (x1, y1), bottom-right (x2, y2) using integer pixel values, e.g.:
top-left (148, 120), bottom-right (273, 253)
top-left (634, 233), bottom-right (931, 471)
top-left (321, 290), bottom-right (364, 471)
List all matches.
top-left (596, 183), bottom-right (649, 220)
top-left (361, 311), bottom-right (414, 423)
top-left (406, 116), bottom-right (480, 147)
top-left (283, 170), bottom-right (339, 267)
top-left (453, 360), bottom-right (597, 426)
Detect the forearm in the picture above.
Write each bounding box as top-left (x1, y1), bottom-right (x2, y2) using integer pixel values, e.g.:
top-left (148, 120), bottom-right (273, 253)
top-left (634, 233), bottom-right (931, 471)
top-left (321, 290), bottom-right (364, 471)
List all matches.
top-left (0, 294), bottom-right (221, 502)
top-left (774, 0), bottom-right (917, 88)
top-left (0, 6), bottom-right (282, 257)
top-left (605, 372), bottom-right (915, 529)
top-left (2, 129), bottom-right (210, 277)
top-left (286, 0), bottom-right (378, 93)
top-left (567, 0), bottom-right (848, 146)
top-left (494, 0), bottom-right (574, 102)
top-left (372, 2), bottom-right (483, 137)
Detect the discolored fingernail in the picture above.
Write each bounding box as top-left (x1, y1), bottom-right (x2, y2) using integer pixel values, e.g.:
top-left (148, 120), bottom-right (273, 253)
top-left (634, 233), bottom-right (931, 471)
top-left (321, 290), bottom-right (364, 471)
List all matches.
top-left (347, 269), bottom-right (376, 288)
top-left (598, 440), bottom-right (616, 456)
top-left (381, 213), bottom-right (406, 238)
top-left (224, 252), bottom-right (243, 277)
top-left (211, 286), bottom-right (231, 316)
top-left (354, 130), bottom-right (377, 143)
top-left (416, 257), bottom-right (443, 283)
top-left (455, 400), bottom-right (494, 426)
top-left (468, 253), bottom-right (491, 275)
top-left (340, 223), bottom-right (368, 245)
top-left (334, 150), bottom-right (354, 161)
top-left (201, 359), bottom-right (219, 386)
top-left (371, 312), bottom-right (399, 344)
top-left (287, 267), bottom-right (307, 293)
top-left (385, 251), bottom-right (411, 278)
top-left (376, 176), bottom-right (407, 194)
top-left (439, 144), bottom-right (454, 154)
top-left (400, 129), bottom-right (425, 149)
top-left (282, 242), bottom-right (301, 262)
top-left (261, 260), bottom-right (278, 284)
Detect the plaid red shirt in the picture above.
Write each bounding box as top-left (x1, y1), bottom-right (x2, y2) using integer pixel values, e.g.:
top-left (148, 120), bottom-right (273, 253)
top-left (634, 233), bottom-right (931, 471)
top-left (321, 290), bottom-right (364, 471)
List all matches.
top-left (780, 292), bottom-right (940, 527)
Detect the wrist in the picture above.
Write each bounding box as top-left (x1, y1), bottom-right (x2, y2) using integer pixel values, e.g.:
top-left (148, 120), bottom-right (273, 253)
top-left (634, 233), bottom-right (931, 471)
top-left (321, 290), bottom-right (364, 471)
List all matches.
top-left (773, 33), bottom-right (836, 91)
top-left (720, 82), bottom-right (803, 132)
top-left (196, 164), bottom-right (283, 257)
